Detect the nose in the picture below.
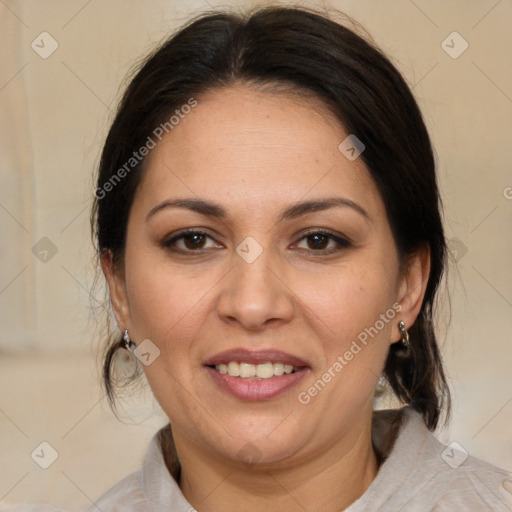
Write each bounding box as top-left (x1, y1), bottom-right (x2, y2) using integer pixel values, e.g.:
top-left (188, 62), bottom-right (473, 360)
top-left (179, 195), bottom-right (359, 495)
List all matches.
top-left (216, 246), bottom-right (295, 331)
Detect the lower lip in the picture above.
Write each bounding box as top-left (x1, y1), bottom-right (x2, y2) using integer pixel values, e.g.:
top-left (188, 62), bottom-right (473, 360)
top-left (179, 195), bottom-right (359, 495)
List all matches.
top-left (205, 366), bottom-right (309, 401)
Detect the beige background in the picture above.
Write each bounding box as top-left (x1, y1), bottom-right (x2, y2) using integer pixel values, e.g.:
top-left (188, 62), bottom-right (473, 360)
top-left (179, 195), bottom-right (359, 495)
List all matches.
top-left (0, 0), bottom-right (511, 508)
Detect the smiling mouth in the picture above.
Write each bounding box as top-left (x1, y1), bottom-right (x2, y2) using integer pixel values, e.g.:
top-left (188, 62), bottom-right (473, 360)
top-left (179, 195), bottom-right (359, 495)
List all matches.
top-left (207, 361), bottom-right (301, 379)
top-left (205, 353), bottom-right (310, 400)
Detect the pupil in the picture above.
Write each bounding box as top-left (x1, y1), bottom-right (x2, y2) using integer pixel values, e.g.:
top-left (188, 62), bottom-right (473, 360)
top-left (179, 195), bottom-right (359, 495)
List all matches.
top-left (310, 234), bottom-right (327, 249)
top-left (183, 234), bottom-right (330, 250)
top-left (185, 234), bottom-right (204, 249)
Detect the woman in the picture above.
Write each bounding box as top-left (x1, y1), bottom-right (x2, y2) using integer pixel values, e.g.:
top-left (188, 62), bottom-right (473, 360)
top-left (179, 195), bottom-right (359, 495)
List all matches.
top-left (4, 5), bottom-right (511, 512)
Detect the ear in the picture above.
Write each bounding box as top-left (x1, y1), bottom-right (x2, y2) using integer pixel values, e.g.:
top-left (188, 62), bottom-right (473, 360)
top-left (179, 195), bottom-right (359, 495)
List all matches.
top-left (393, 243), bottom-right (431, 343)
top-left (101, 249), bottom-right (131, 333)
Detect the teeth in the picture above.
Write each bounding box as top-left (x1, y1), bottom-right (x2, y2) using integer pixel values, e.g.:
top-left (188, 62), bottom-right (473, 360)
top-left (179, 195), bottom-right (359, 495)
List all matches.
top-left (214, 361), bottom-right (297, 379)
top-left (240, 363), bottom-right (256, 378)
top-left (273, 363), bottom-right (284, 376)
top-left (227, 361), bottom-right (240, 377)
top-left (257, 362), bottom-right (274, 379)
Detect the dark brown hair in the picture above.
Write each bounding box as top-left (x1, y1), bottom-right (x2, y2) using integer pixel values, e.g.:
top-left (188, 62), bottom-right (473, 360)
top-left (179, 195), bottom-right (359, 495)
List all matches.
top-left (92, 6), bottom-right (451, 431)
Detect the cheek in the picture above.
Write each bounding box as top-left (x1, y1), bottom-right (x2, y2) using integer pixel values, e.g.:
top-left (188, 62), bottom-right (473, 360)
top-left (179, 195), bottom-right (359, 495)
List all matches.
top-left (122, 251), bottom-right (226, 411)
top-left (122, 256), bottom-right (215, 420)
top-left (124, 247), bottom-right (214, 342)
top-left (293, 254), bottom-right (398, 411)
top-left (297, 257), bottom-right (398, 345)
top-left (296, 270), bottom-right (397, 417)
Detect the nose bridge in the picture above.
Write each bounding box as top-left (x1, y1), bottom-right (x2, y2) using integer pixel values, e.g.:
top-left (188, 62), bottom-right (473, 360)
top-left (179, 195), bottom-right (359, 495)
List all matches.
top-left (217, 239), bottom-right (294, 328)
top-left (236, 245), bottom-right (275, 294)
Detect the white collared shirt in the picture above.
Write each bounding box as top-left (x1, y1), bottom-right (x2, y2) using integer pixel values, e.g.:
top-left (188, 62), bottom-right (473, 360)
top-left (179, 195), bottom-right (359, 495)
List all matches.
top-left (3, 406), bottom-right (511, 511)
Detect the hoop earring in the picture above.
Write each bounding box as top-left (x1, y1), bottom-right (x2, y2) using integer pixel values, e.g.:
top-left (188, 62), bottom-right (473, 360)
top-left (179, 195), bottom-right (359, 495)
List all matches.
top-left (398, 321), bottom-right (409, 347)
top-left (123, 329), bottom-right (136, 352)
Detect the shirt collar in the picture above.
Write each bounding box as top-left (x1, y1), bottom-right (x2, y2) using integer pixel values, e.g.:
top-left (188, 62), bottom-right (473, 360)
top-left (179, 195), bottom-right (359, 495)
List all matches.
top-left (141, 428), bottom-right (192, 511)
top-left (140, 405), bottom-right (425, 511)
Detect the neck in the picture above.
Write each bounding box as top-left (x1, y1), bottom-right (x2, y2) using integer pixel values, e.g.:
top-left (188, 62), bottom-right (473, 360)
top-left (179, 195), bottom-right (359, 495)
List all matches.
top-left (172, 413), bottom-right (379, 512)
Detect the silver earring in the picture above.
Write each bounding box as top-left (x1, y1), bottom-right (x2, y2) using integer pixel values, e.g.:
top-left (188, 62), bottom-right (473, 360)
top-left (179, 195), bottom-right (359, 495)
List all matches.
top-left (123, 329), bottom-right (136, 352)
top-left (398, 321), bottom-right (409, 347)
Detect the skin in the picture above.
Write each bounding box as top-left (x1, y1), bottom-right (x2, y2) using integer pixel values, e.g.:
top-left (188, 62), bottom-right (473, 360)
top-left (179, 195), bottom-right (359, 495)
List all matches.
top-left (102, 84), bottom-right (430, 512)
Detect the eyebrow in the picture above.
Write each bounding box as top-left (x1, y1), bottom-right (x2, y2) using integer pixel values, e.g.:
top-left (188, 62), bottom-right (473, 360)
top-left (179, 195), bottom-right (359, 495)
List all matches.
top-left (145, 197), bottom-right (370, 223)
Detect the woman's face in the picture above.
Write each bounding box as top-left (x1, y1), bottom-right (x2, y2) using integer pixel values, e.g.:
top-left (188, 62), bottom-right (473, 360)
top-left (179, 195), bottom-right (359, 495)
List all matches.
top-left (105, 85), bottom-right (427, 467)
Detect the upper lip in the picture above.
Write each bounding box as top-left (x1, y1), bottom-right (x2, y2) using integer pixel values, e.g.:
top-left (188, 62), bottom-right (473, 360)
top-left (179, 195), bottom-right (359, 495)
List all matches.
top-left (203, 349), bottom-right (310, 368)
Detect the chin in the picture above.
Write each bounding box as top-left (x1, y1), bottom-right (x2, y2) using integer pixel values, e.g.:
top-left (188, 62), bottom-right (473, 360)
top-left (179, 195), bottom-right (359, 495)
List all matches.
top-left (214, 424), bottom-right (304, 467)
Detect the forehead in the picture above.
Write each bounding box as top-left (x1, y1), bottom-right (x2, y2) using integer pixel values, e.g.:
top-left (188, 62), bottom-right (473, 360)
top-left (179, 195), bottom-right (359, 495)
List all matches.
top-left (135, 85), bottom-right (382, 218)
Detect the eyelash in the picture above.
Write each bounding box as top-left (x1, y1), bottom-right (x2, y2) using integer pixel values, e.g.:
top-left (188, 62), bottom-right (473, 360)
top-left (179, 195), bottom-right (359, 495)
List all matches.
top-left (161, 228), bottom-right (352, 256)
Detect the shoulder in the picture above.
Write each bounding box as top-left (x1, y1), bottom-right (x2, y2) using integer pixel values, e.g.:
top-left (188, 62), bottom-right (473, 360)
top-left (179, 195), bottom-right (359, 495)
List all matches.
top-left (377, 407), bottom-right (512, 510)
top-left (431, 455), bottom-right (512, 510)
top-left (81, 468), bottom-right (150, 511)
top-left (82, 424), bottom-right (190, 511)
top-left (0, 427), bottom-right (170, 512)
top-left (417, 427), bottom-right (512, 510)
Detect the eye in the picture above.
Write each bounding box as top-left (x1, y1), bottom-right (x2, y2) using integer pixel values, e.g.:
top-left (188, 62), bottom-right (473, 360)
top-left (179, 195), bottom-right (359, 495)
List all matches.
top-left (161, 228), bottom-right (351, 256)
top-left (295, 229), bottom-right (351, 254)
top-left (162, 229), bottom-right (221, 253)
